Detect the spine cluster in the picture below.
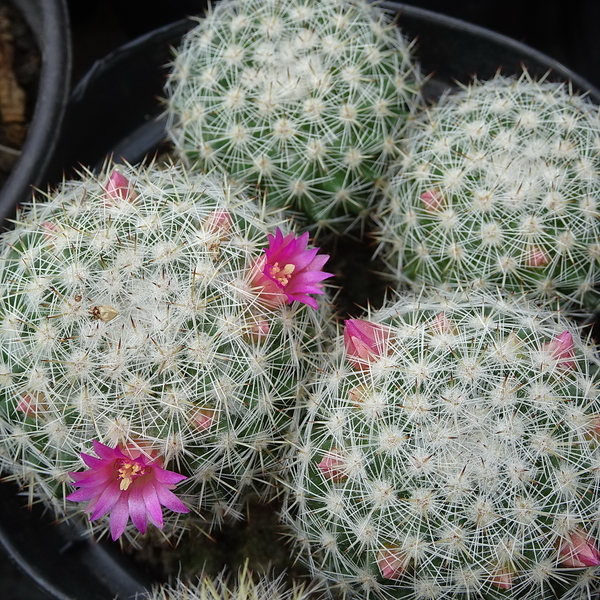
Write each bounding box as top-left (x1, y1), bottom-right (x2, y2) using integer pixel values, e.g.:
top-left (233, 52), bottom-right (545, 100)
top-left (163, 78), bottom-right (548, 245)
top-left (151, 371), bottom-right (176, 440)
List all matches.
top-left (374, 72), bottom-right (600, 312)
top-left (282, 291), bottom-right (600, 600)
top-left (144, 563), bottom-right (315, 600)
top-left (0, 162), bottom-right (332, 539)
top-left (165, 0), bottom-right (422, 230)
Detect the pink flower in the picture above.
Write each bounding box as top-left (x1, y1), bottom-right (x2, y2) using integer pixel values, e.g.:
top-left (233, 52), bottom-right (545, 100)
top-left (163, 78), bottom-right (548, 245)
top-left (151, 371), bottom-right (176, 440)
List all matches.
top-left (344, 319), bottom-right (390, 370)
top-left (420, 189), bottom-right (443, 211)
top-left (191, 408), bottom-right (215, 432)
top-left (544, 331), bottom-right (576, 370)
top-left (558, 529), bottom-right (600, 568)
top-left (376, 547), bottom-right (406, 580)
top-left (16, 392), bottom-right (47, 418)
top-left (317, 450), bottom-right (347, 482)
top-left (104, 170), bottom-right (137, 204)
top-left (527, 246), bottom-right (550, 267)
top-left (430, 312), bottom-right (456, 335)
top-left (67, 440), bottom-right (188, 540)
top-left (205, 209), bottom-right (232, 234)
top-left (489, 566), bottom-right (514, 589)
top-left (250, 228), bottom-right (332, 309)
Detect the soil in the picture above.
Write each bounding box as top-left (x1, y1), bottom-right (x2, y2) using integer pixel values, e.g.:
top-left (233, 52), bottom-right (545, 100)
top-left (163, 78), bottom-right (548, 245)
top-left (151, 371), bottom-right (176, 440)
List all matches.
top-left (0, 1), bottom-right (40, 188)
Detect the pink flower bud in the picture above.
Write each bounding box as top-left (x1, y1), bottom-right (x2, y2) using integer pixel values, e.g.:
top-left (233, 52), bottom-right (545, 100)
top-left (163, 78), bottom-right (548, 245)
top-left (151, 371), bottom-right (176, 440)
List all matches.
top-left (420, 189), bottom-right (443, 211)
top-left (376, 547), bottom-right (406, 580)
top-left (430, 312), bottom-right (456, 335)
top-left (205, 209), bottom-right (232, 234)
top-left (489, 566), bottom-right (514, 589)
top-left (104, 170), bottom-right (137, 205)
top-left (585, 415), bottom-right (600, 441)
top-left (42, 221), bottom-right (59, 245)
top-left (544, 331), bottom-right (575, 370)
top-left (191, 408), bottom-right (215, 432)
top-left (527, 246), bottom-right (550, 267)
top-left (247, 318), bottom-right (270, 341)
top-left (317, 450), bottom-right (346, 482)
top-left (16, 392), bottom-right (47, 418)
top-left (558, 529), bottom-right (600, 568)
top-left (348, 385), bottom-right (368, 404)
top-left (344, 319), bottom-right (390, 370)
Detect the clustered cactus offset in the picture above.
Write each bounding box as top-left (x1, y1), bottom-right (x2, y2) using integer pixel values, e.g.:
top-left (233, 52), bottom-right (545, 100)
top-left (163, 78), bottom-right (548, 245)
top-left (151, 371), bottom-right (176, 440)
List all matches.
top-left (145, 562), bottom-right (316, 600)
top-left (165, 0), bottom-right (422, 230)
top-left (374, 72), bottom-right (600, 312)
top-left (282, 291), bottom-right (600, 600)
top-left (0, 162), bottom-right (332, 540)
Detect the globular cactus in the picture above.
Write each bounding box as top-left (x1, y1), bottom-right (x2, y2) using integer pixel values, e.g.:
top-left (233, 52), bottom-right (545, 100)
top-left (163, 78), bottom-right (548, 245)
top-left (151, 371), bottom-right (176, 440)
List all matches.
top-left (374, 71), bottom-right (600, 312)
top-left (282, 290), bottom-right (600, 600)
top-left (0, 162), bottom-right (333, 541)
top-left (144, 563), bottom-right (317, 600)
top-left (164, 0), bottom-right (422, 231)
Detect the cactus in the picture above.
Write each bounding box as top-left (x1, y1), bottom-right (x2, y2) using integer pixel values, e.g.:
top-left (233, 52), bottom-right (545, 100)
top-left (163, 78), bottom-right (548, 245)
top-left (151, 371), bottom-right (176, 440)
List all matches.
top-left (144, 562), bottom-right (317, 600)
top-left (282, 290), bottom-right (600, 599)
top-left (374, 71), bottom-right (600, 312)
top-left (0, 162), bottom-right (333, 541)
top-left (164, 0), bottom-right (422, 231)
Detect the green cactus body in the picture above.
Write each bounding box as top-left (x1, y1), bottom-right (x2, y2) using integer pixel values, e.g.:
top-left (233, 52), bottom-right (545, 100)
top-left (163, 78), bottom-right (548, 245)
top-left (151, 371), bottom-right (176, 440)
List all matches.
top-left (0, 163), bottom-right (332, 538)
top-left (374, 72), bottom-right (600, 312)
top-left (145, 563), bottom-right (314, 600)
top-left (282, 291), bottom-right (600, 599)
top-left (165, 0), bottom-right (422, 230)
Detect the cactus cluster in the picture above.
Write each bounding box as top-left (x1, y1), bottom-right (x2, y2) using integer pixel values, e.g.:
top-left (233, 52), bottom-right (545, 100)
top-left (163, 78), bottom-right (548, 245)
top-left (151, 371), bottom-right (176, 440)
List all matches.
top-left (164, 0), bottom-right (422, 230)
top-left (282, 291), bottom-right (600, 600)
top-left (144, 563), bottom-right (315, 600)
top-left (0, 162), bottom-right (332, 540)
top-left (374, 72), bottom-right (600, 312)
top-left (2, 0), bottom-right (600, 598)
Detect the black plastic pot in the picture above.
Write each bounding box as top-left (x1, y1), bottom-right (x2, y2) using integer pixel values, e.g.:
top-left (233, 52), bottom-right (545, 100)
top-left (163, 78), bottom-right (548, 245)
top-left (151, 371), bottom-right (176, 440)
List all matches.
top-left (0, 0), bottom-right (71, 224)
top-left (4, 3), bottom-right (600, 599)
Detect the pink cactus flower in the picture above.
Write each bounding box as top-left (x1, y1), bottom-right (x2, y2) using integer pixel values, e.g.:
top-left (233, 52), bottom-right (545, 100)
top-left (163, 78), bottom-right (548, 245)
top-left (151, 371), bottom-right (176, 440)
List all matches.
top-left (544, 331), bottom-right (576, 370)
top-left (317, 450), bottom-right (347, 482)
top-left (489, 566), bottom-right (514, 589)
top-left (527, 246), bottom-right (550, 267)
top-left (377, 547), bottom-right (406, 580)
top-left (430, 312), bottom-right (456, 335)
top-left (191, 408), bottom-right (215, 432)
top-left (250, 228), bottom-right (332, 309)
top-left (247, 317), bottom-right (270, 341)
top-left (16, 392), bottom-right (46, 418)
top-left (42, 221), bottom-right (59, 245)
top-left (205, 209), bottom-right (232, 234)
top-left (67, 440), bottom-right (188, 540)
top-left (344, 319), bottom-right (390, 370)
top-left (420, 189), bottom-right (443, 211)
top-left (558, 529), bottom-right (600, 568)
top-left (104, 170), bottom-right (137, 204)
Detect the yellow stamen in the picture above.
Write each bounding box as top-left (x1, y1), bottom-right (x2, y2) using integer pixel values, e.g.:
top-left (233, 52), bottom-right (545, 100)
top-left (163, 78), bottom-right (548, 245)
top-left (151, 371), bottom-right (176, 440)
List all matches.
top-left (268, 262), bottom-right (295, 286)
top-left (117, 459), bottom-right (147, 491)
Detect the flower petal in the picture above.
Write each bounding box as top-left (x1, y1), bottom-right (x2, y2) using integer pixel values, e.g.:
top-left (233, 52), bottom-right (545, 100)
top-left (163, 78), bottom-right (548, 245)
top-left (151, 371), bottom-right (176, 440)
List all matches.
top-left (142, 482), bottom-right (164, 529)
top-left (109, 496), bottom-right (131, 541)
top-left (155, 484), bottom-right (189, 514)
top-left (128, 483), bottom-right (148, 534)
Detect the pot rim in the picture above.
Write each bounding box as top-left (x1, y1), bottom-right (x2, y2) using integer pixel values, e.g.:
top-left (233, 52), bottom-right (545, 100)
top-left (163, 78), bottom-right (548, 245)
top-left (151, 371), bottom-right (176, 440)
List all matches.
top-left (0, 0), bottom-right (72, 225)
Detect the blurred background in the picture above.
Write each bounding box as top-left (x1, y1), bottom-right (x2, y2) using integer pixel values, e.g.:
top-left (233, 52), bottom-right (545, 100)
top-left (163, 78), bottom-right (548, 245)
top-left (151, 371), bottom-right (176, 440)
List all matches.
top-left (2, 0), bottom-right (599, 598)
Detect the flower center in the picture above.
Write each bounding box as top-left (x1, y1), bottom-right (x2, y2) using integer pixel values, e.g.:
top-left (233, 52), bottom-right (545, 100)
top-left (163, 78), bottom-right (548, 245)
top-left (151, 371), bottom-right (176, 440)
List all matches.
top-left (268, 261), bottom-right (295, 287)
top-left (116, 458), bottom-right (148, 491)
